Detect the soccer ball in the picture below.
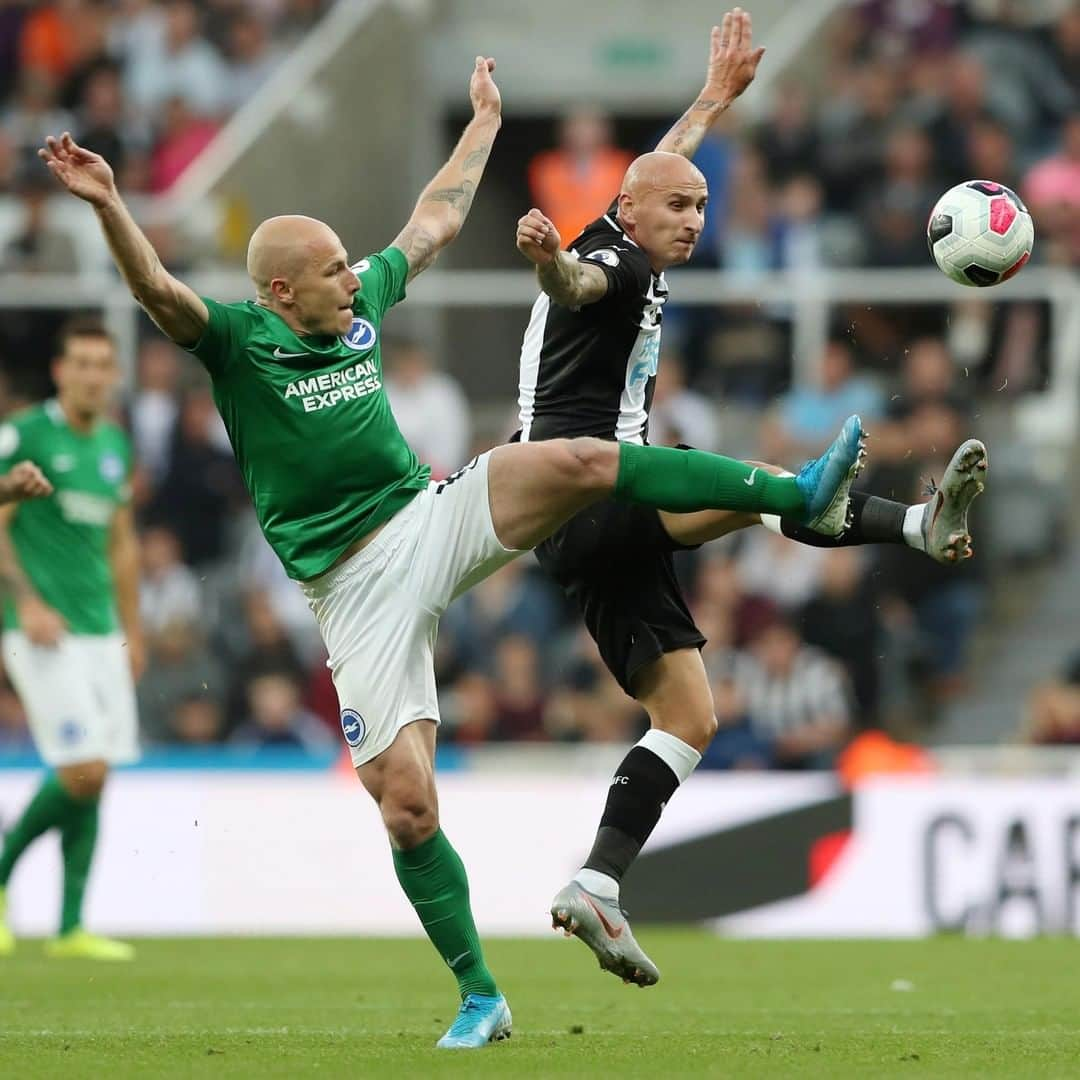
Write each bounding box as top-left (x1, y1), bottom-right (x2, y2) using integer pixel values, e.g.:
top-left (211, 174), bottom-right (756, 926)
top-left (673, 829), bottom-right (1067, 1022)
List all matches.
top-left (926, 180), bottom-right (1034, 287)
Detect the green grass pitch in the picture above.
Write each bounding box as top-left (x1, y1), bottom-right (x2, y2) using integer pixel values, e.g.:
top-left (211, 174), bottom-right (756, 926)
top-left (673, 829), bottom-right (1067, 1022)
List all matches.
top-left (2, 932), bottom-right (1078, 1078)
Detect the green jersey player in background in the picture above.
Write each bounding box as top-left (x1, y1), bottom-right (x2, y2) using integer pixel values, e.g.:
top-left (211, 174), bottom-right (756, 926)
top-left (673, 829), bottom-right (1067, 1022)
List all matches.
top-left (0, 319), bottom-right (143, 961)
top-left (39, 56), bottom-right (863, 1047)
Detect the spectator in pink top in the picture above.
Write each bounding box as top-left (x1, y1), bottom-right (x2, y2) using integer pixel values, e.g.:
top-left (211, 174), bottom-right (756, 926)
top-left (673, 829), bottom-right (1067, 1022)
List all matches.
top-left (1024, 111), bottom-right (1080, 265)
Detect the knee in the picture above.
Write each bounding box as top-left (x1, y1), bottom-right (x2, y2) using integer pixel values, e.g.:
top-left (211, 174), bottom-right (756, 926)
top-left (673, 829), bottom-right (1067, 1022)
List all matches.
top-left (380, 791), bottom-right (439, 850)
top-left (561, 438), bottom-right (618, 495)
top-left (652, 709), bottom-right (718, 755)
top-left (57, 761), bottom-right (107, 800)
top-left (687, 711), bottom-right (719, 753)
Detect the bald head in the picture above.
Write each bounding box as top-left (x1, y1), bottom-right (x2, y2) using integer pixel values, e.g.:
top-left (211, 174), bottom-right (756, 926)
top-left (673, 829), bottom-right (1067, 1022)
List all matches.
top-left (621, 151), bottom-right (706, 200)
top-left (247, 214), bottom-right (341, 301)
top-left (615, 152), bottom-right (708, 271)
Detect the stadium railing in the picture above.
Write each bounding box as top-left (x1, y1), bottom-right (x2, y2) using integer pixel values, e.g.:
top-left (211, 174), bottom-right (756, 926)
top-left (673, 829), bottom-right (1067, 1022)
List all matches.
top-left (0, 265), bottom-right (1075, 461)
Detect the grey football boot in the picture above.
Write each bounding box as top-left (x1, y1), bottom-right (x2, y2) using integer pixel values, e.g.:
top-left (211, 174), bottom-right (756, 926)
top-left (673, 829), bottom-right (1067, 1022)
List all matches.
top-left (550, 880), bottom-right (660, 987)
top-left (922, 439), bottom-right (989, 564)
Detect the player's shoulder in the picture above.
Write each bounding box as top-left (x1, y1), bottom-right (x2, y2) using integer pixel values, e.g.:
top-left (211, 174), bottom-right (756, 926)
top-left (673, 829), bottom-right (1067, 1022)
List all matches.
top-left (572, 209), bottom-right (649, 277)
top-left (351, 246), bottom-right (407, 280)
top-left (0, 403), bottom-right (49, 460)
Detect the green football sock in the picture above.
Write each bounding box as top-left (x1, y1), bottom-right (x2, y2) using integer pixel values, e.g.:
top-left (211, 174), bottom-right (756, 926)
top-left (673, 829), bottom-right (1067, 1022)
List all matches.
top-left (0, 775), bottom-right (74, 886)
top-left (392, 829), bottom-right (498, 1000)
top-left (614, 443), bottom-right (807, 517)
top-left (59, 794), bottom-right (99, 935)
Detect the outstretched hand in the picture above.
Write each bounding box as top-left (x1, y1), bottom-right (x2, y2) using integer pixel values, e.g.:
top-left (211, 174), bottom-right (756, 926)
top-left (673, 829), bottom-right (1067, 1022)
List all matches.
top-left (38, 132), bottom-right (117, 208)
top-left (469, 55), bottom-right (501, 119)
top-left (705, 8), bottom-right (765, 106)
top-left (516, 208), bottom-right (561, 266)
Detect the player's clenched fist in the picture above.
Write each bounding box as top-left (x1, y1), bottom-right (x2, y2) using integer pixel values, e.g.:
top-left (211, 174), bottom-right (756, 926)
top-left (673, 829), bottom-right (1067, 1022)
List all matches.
top-left (516, 208), bottom-right (561, 266)
top-left (0, 461), bottom-right (53, 503)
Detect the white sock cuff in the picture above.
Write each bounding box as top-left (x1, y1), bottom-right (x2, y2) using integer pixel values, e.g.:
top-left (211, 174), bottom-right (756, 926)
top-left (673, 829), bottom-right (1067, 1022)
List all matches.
top-left (760, 513), bottom-right (784, 536)
top-left (638, 728), bottom-right (702, 785)
top-left (902, 503), bottom-right (926, 551)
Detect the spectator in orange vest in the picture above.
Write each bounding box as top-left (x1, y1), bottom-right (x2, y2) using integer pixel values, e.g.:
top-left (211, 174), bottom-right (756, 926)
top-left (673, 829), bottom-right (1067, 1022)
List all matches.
top-left (528, 106), bottom-right (634, 246)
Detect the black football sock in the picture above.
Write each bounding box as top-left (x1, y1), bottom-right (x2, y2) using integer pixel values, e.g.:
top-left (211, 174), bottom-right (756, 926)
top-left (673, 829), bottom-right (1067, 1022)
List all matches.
top-left (579, 730), bottom-right (701, 894)
top-left (776, 490), bottom-right (909, 548)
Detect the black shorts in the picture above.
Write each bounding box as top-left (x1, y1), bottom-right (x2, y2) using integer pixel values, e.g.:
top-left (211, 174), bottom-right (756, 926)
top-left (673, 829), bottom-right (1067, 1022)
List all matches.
top-left (534, 498), bottom-right (706, 696)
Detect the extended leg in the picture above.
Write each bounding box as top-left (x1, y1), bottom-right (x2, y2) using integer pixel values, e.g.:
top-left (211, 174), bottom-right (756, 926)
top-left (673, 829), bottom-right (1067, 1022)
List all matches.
top-left (356, 720), bottom-right (510, 1049)
top-left (551, 649), bottom-right (715, 988)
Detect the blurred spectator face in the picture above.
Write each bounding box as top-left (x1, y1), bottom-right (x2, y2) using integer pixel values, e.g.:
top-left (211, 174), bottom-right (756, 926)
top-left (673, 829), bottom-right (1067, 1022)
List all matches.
top-left (906, 401), bottom-right (963, 458)
top-left (652, 352), bottom-right (687, 402)
top-left (15, 69), bottom-right (60, 113)
top-left (696, 553), bottom-right (741, 612)
top-left (0, 131), bottom-right (15, 192)
top-left (860, 62), bottom-right (899, 120)
top-left (905, 338), bottom-right (954, 397)
top-left (494, 636), bottom-right (542, 704)
top-left (53, 331), bottom-right (120, 419)
top-left (141, 525), bottom-right (184, 577)
top-left (967, 119), bottom-right (1013, 182)
top-left (84, 67), bottom-right (124, 127)
top-left (819, 547), bottom-right (864, 599)
top-left (386, 341), bottom-right (432, 388)
top-left (884, 127), bottom-right (932, 181)
top-left (245, 589), bottom-right (287, 647)
top-left (179, 389), bottom-right (218, 443)
top-left (559, 107), bottom-right (613, 157)
top-left (153, 618), bottom-right (201, 663)
top-left (770, 81), bottom-right (810, 132)
top-left (778, 174), bottom-right (823, 223)
top-left (819, 340), bottom-right (853, 392)
top-left (138, 339), bottom-right (181, 393)
top-left (166, 0), bottom-right (201, 52)
top-left (1063, 115), bottom-right (1080, 162)
top-left (247, 673), bottom-right (301, 732)
top-left (171, 698), bottom-right (222, 744)
top-left (752, 620), bottom-right (800, 676)
top-left (946, 55), bottom-right (987, 115)
top-left (228, 13), bottom-right (269, 63)
top-left (1056, 8), bottom-right (1080, 59)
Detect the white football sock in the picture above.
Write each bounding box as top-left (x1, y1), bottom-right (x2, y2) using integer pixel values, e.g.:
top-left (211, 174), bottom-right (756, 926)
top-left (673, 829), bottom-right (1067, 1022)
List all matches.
top-left (574, 867), bottom-right (619, 900)
top-left (903, 503), bottom-right (926, 551)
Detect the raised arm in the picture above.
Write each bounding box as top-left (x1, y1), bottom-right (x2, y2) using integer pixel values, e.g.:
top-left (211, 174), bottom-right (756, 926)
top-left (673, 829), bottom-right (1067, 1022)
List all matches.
top-left (515, 208), bottom-right (610, 309)
top-left (655, 8), bottom-right (765, 160)
top-left (39, 133), bottom-right (208, 347)
top-left (391, 56), bottom-right (502, 282)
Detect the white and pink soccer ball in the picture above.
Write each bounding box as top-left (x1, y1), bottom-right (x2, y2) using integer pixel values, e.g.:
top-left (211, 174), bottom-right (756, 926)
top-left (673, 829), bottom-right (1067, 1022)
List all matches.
top-left (927, 180), bottom-right (1034, 287)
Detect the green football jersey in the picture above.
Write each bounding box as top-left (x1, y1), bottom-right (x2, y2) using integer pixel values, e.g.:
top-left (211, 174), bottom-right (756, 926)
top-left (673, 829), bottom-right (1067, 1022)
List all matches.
top-left (186, 245), bottom-right (430, 580)
top-left (0, 399), bottom-right (132, 635)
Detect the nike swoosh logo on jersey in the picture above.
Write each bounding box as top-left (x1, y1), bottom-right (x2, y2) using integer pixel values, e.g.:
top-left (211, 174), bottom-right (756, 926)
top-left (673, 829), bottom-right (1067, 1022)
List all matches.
top-left (273, 347), bottom-right (309, 360)
top-left (744, 467), bottom-right (760, 486)
top-left (583, 894), bottom-right (623, 940)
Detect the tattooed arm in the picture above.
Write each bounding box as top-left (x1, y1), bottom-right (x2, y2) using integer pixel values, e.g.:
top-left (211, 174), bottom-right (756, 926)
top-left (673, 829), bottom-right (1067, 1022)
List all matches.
top-left (515, 209), bottom-right (609, 309)
top-left (655, 9), bottom-right (765, 160)
top-left (391, 56), bottom-right (502, 282)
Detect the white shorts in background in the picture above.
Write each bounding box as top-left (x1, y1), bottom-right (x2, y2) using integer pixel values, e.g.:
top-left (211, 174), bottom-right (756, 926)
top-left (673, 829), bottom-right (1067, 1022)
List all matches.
top-left (2, 631), bottom-right (139, 767)
top-left (302, 452), bottom-right (520, 768)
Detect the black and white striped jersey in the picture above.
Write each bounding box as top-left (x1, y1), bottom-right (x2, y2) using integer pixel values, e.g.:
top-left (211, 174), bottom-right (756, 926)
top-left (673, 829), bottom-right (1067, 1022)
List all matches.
top-left (516, 204), bottom-right (668, 444)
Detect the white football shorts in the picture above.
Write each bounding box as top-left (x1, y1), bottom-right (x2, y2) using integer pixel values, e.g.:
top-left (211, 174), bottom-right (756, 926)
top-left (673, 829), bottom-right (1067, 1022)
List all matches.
top-left (2, 631), bottom-right (139, 767)
top-left (301, 451), bottom-right (521, 768)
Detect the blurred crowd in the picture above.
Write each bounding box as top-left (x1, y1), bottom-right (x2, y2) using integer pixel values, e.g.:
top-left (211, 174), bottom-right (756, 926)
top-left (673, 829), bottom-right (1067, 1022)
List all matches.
top-left (0, 0), bottom-right (1077, 764)
top-left (0, 0), bottom-right (327, 265)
